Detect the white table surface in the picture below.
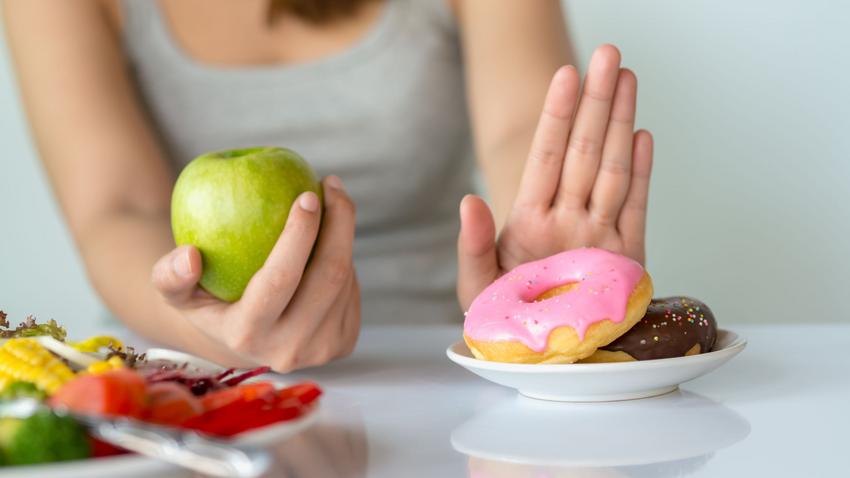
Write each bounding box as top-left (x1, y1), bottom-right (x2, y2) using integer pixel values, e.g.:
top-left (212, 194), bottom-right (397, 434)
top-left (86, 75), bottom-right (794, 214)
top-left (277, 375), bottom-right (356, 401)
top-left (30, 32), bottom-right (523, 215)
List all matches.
top-left (79, 323), bottom-right (849, 477)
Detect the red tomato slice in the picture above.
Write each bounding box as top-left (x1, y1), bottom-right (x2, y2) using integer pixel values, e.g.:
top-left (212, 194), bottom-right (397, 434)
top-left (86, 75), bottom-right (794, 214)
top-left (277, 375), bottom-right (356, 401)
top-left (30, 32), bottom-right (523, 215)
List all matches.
top-left (145, 382), bottom-right (203, 425)
top-left (50, 369), bottom-right (147, 418)
top-left (200, 381), bottom-right (276, 412)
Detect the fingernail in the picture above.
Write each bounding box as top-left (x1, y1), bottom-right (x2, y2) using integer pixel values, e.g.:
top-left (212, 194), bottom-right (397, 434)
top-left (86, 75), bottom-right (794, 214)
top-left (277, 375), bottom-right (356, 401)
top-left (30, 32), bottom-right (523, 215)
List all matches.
top-left (172, 251), bottom-right (192, 278)
top-left (325, 175), bottom-right (344, 191)
top-left (299, 191), bottom-right (320, 212)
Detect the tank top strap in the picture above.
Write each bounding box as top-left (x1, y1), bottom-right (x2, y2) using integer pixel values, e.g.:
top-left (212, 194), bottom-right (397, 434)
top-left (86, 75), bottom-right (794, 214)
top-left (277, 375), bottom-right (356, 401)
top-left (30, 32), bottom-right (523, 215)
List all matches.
top-left (119, 0), bottom-right (158, 43)
top-left (413, 0), bottom-right (459, 36)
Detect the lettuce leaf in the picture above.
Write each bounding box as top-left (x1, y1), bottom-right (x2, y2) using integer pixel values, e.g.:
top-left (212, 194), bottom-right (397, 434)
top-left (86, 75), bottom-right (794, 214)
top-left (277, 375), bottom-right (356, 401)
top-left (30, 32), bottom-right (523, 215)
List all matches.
top-left (0, 312), bottom-right (67, 342)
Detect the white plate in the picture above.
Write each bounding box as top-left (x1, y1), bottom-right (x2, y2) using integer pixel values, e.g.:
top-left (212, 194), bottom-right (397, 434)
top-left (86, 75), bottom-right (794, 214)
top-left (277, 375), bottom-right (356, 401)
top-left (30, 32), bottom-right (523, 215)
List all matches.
top-left (446, 329), bottom-right (746, 402)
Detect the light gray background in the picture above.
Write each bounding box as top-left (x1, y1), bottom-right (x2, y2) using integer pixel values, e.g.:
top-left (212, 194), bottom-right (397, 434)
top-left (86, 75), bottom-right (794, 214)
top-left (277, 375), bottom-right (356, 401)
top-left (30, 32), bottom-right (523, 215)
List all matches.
top-left (1, 0), bottom-right (848, 331)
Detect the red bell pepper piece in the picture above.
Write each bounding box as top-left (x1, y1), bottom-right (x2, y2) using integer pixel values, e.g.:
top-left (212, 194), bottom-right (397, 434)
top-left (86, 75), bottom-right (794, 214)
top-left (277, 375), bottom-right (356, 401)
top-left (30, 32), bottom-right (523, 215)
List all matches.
top-left (90, 437), bottom-right (127, 458)
top-left (200, 381), bottom-right (276, 412)
top-left (276, 382), bottom-right (322, 406)
top-left (180, 381), bottom-right (322, 436)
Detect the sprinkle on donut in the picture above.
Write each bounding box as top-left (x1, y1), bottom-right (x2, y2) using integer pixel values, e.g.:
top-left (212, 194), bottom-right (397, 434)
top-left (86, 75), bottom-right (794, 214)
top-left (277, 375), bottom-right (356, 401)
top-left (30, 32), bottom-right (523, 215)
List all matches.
top-left (597, 297), bottom-right (718, 360)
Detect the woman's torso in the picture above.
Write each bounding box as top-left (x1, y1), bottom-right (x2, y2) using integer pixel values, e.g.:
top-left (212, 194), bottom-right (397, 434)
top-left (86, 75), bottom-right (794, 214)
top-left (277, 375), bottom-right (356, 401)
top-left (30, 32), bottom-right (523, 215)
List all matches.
top-left (117, 0), bottom-right (473, 323)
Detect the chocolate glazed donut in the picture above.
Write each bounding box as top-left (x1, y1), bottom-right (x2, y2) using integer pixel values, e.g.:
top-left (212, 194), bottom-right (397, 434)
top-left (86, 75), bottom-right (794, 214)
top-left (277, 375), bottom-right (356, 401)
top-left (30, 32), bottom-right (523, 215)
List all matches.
top-left (581, 297), bottom-right (717, 362)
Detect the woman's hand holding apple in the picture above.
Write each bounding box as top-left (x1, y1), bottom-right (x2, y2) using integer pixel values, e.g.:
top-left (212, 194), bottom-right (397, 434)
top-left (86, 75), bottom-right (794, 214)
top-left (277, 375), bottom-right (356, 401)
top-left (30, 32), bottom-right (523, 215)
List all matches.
top-left (457, 45), bottom-right (654, 309)
top-left (152, 176), bottom-right (360, 372)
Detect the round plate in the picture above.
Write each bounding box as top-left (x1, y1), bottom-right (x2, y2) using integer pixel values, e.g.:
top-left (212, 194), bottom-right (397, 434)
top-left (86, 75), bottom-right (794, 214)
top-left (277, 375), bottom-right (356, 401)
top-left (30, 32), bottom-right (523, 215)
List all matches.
top-left (446, 329), bottom-right (746, 402)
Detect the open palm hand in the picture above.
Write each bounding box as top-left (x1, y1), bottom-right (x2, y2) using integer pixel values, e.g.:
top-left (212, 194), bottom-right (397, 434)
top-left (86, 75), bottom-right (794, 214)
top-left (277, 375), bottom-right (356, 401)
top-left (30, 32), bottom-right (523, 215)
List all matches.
top-left (458, 45), bottom-right (654, 309)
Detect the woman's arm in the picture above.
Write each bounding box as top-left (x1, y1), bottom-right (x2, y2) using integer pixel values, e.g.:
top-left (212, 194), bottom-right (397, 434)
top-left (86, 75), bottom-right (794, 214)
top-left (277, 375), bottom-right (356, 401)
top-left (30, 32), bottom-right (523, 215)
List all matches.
top-left (454, 0), bottom-right (574, 227)
top-left (3, 0), bottom-right (246, 364)
top-left (3, 0), bottom-right (360, 371)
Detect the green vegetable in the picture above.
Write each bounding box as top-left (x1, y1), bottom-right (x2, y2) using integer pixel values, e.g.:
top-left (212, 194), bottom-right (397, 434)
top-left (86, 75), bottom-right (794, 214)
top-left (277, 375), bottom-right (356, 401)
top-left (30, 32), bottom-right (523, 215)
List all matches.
top-left (0, 411), bottom-right (91, 465)
top-left (0, 312), bottom-right (67, 342)
top-left (0, 382), bottom-right (46, 401)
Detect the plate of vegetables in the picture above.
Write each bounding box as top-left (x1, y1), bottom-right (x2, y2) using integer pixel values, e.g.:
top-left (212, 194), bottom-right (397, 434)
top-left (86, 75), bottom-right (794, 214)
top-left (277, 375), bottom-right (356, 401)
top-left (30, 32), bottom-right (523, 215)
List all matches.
top-left (0, 312), bottom-right (321, 477)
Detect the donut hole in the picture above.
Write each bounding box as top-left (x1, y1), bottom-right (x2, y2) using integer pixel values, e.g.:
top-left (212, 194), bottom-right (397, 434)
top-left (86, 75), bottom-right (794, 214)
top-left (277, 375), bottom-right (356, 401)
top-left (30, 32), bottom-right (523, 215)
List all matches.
top-left (534, 282), bottom-right (579, 302)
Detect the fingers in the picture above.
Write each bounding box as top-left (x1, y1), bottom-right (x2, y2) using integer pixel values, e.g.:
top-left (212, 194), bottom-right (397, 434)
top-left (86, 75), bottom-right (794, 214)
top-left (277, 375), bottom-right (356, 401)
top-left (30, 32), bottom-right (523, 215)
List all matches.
top-left (589, 68), bottom-right (638, 224)
top-left (557, 44), bottom-right (622, 208)
top-left (238, 190), bottom-right (322, 319)
top-left (277, 176), bottom-right (357, 338)
top-left (515, 65), bottom-right (580, 210)
top-left (618, 130), bottom-right (653, 263)
top-left (151, 245), bottom-right (203, 307)
top-left (457, 195), bottom-right (499, 310)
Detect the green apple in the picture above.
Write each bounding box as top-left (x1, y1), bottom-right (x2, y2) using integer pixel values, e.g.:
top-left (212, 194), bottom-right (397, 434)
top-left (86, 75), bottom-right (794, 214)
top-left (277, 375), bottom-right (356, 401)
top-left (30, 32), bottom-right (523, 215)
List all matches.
top-left (171, 147), bottom-right (322, 302)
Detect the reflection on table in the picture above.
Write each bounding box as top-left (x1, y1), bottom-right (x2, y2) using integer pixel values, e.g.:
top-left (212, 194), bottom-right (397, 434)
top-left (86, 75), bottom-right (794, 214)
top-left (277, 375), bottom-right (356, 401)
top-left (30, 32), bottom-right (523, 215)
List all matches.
top-left (452, 390), bottom-right (749, 478)
top-left (258, 403), bottom-right (368, 478)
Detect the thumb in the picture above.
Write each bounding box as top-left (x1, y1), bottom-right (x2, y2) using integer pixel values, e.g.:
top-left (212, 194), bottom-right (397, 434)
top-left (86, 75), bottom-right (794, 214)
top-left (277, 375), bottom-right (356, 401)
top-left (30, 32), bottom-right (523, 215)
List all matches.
top-left (151, 245), bottom-right (203, 307)
top-left (457, 195), bottom-right (499, 310)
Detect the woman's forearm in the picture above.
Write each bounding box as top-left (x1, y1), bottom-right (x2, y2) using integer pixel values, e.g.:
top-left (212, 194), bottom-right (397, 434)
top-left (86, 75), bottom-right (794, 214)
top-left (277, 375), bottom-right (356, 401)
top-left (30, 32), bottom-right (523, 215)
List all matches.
top-left (456, 0), bottom-right (575, 228)
top-left (3, 1), bottom-right (242, 362)
top-left (77, 209), bottom-right (254, 367)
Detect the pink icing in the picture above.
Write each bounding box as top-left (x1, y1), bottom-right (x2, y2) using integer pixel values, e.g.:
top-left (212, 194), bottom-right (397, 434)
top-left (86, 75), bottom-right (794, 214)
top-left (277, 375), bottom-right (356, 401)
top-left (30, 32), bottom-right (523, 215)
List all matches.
top-left (463, 247), bottom-right (645, 352)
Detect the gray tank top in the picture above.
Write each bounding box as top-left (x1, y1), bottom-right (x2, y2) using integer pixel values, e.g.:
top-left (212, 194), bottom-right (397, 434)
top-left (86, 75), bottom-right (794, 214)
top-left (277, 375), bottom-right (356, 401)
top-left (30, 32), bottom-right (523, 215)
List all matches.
top-left (121, 0), bottom-right (473, 324)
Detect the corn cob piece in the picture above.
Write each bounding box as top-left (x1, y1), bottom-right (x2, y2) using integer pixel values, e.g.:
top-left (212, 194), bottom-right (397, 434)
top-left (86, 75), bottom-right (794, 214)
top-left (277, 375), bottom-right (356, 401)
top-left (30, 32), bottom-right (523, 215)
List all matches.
top-left (86, 355), bottom-right (126, 374)
top-left (68, 335), bottom-right (124, 353)
top-left (0, 338), bottom-right (75, 395)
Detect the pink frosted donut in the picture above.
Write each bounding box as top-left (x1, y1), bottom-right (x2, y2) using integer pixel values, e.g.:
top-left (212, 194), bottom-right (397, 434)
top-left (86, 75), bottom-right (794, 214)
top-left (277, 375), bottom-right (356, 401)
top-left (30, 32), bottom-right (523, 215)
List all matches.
top-left (463, 247), bottom-right (653, 364)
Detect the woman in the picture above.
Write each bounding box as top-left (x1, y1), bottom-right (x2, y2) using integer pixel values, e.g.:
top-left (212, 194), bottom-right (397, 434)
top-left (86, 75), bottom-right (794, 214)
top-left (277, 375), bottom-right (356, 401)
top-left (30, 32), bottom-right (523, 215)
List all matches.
top-left (3, 0), bottom-right (652, 371)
